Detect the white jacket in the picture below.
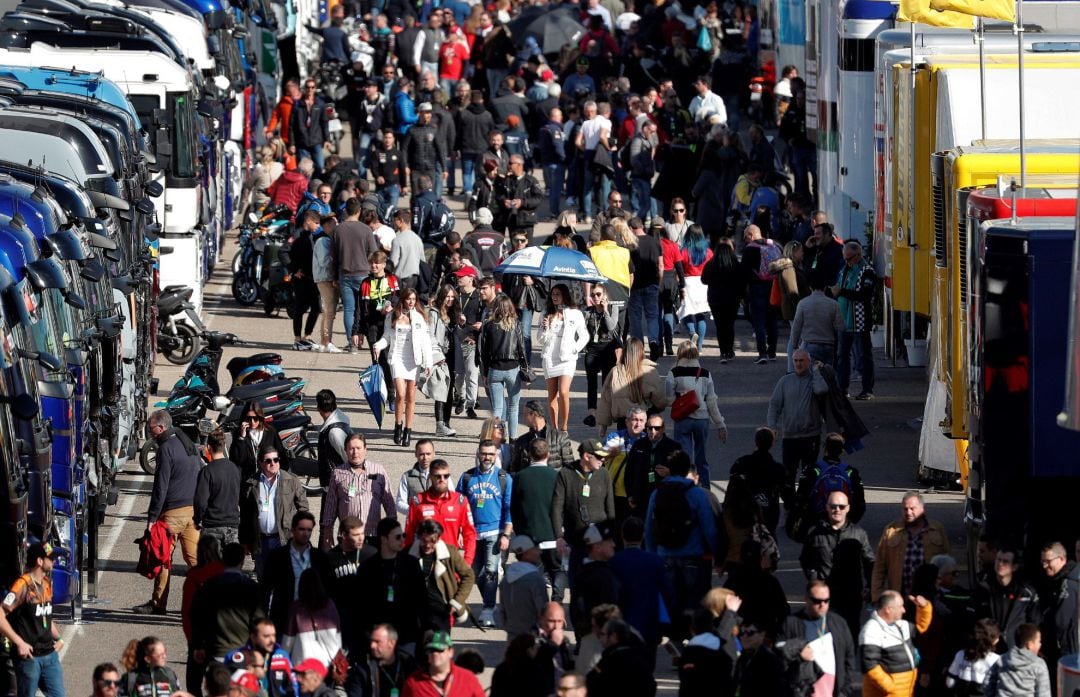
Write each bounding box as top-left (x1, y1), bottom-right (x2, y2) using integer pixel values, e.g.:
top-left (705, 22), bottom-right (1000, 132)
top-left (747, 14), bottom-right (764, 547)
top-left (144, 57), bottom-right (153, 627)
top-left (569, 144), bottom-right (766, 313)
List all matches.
top-left (537, 308), bottom-right (589, 363)
top-left (373, 309), bottom-right (433, 370)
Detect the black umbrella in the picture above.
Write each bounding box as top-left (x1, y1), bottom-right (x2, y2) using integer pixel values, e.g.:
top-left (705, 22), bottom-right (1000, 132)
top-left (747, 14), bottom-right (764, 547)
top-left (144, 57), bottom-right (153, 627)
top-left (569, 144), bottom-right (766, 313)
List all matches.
top-left (508, 6), bottom-right (586, 54)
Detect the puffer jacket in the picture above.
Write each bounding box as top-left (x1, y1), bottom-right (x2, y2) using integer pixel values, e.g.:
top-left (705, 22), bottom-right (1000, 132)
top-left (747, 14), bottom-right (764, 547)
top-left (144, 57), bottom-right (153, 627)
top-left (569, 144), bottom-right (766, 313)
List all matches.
top-left (859, 602), bottom-right (933, 697)
top-left (458, 103), bottom-right (495, 155)
top-left (870, 517), bottom-right (950, 600)
top-left (986, 646), bottom-right (1051, 697)
top-left (267, 170), bottom-right (309, 212)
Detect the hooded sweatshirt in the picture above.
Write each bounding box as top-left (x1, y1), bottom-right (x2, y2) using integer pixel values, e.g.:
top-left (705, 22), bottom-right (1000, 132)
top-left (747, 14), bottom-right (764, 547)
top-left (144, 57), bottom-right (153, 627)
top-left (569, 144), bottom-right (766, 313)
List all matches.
top-left (496, 560), bottom-right (548, 640)
top-left (458, 103), bottom-right (495, 155)
top-left (987, 646), bottom-right (1050, 697)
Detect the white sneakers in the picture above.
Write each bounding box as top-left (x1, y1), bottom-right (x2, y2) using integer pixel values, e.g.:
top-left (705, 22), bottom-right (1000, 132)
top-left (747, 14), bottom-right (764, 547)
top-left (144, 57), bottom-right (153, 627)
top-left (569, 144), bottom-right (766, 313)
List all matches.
top-left (318, 342), bottom-right (344, 354)
top-left (479, 608), bottom-right (496, 628)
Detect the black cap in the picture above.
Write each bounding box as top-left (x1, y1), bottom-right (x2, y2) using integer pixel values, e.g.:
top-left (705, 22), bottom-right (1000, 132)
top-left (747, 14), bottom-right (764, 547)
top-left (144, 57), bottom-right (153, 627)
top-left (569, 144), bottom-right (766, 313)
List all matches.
top-left (26, 542), bottom-right (56, 564)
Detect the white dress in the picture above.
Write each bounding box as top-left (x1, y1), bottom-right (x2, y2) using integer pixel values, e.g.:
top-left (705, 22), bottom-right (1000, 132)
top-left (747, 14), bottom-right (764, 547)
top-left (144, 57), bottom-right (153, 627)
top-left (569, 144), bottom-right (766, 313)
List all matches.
top-left (389, 321), bottom-right (417, 380)
top-left (541, 316), bottom-right (577, 378)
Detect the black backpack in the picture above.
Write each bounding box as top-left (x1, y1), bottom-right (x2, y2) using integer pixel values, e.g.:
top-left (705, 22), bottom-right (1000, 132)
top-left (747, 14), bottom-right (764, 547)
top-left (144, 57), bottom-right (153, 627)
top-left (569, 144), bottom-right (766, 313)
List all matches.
top-left (652, 480), bottom-right (695, 549)
top-left (416, 198), bottom-right (456, 244)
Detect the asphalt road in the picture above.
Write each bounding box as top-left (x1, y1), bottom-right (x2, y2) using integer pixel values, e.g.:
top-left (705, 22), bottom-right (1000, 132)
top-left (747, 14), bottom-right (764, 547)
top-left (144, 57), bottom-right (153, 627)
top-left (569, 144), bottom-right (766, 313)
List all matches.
top-left (51, 193), bottom-right (963, 696)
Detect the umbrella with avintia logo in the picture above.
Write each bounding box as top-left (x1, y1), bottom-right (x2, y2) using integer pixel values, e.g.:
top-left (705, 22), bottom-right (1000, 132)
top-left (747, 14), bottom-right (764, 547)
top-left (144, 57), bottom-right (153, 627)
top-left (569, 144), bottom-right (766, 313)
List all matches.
top-left (495, 246), bottom-right (609, 284)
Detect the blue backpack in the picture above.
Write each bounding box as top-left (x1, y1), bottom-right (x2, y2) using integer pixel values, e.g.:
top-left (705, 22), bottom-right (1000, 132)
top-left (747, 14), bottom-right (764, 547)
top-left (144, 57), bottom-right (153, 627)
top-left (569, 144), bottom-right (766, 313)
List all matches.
top-left (810, 462), bottom-right (854, 514)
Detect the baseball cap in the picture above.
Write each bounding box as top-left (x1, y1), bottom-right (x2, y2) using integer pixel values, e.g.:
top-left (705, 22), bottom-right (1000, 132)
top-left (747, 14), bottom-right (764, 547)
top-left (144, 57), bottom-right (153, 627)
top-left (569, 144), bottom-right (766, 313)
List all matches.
top-left (454, 265), bottom-right (479, 280)
top-left (541, 68), bottom-right (554, 81)
top-left (509, 534), bottom-right (536, 555)
top-left (583, 523), bottom-right (613, 546)
top-left (578, 438), bottom-right (608, 458)
top-left (224, 651), bottom-right (248, 671)
top-left (418, 102), bottom-right (433, 112)
top-left (425, 631), bottom-right (453, 652)
top-left (293, 659), bottom-right (327, 679)
top-left (27, 542), bottom-right (56, 563)
top-left (231, 670), bottom-right (260, 695)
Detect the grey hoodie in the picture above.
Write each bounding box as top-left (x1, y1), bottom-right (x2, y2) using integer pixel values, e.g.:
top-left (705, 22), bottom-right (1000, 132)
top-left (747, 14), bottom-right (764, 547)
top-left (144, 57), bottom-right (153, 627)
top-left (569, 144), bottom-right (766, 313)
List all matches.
top-left (987, 647), bottom-right (1050, 697)
top-left (496, 560), bottom-right (548, 640)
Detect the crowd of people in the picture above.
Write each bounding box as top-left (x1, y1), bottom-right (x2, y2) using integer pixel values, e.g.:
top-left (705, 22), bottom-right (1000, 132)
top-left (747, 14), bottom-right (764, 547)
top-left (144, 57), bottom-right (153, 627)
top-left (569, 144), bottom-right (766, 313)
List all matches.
top-left (2, 0), bottom-right (1071, 696)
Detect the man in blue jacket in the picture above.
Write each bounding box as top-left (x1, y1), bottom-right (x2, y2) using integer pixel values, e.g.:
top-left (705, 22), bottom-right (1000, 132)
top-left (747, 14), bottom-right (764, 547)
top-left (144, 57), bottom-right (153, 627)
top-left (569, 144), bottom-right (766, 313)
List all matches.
top-left (644, 450), bottom-right (718, 638)
top-left (457, 439), bottom-right (513, 628)
top-left (610, 517), bottom-right (674, 668)
top-left (238, 618), bottom-right (298, 697)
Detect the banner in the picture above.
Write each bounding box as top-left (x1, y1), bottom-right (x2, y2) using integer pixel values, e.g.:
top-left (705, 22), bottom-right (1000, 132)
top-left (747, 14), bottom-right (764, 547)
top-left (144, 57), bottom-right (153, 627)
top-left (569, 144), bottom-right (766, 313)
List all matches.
top-left (898, 0), bottom-right (976, 27)
top-left (930, 0), bottom-right (1016, 22)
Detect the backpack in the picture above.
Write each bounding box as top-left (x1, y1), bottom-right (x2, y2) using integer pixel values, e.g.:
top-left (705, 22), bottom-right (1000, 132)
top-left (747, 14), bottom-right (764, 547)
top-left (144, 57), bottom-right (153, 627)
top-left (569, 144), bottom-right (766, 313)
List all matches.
top-left (458, 468), bottom-right (509, 503)
top-left (418, 198), bottom-right (456, 244)
top-left (809, 462), bottom-right (854, 515)
top-left (652, 480), bottom-right (695, 549)
top-left (752, 240), bottom-right (782, 281)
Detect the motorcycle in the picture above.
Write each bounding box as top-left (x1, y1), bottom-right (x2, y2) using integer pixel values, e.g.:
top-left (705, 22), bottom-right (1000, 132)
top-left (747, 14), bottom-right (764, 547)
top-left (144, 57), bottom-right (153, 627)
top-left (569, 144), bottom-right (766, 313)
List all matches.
top-left (156, 285), bottom-right (207, 365)
top-left (231, 203), bottom-right (292, 276)
top-left (232, 225), bottom-right (290, 306)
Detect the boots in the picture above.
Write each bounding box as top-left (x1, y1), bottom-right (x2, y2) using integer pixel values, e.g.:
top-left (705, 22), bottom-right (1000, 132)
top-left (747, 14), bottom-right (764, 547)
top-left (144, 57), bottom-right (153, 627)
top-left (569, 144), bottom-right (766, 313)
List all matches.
top-left (393, 422), bottom-right (403, 445)
top-left (402, 427), bottom-right (412, 447)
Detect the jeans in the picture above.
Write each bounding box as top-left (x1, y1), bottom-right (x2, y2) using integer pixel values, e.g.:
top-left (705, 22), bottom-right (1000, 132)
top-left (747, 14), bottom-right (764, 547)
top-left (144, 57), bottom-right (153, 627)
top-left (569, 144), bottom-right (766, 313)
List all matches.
top-left (340, 275), bottom-right (364, 341)
top-left (421, 60), bottom-right (439, 78)
top-left (838, 330), bottom-right (875, 394)
top-left (377, 185), bottom-right (400, 213)
top-left (255, 534), bottom-right (282, 581)
top-left (151, 506), bottom-right (200, 610)
top-left (488, 367), bottom-right (522, 439)
top-left (440, 78), bottom-right (458, 99)
top-left (681, 313), bottom-right (708, 349)
top-left (674, 417), bottom-right (712, 487)
top-left (455, 341), bottom-right (479, 408)
top-left (15, 651), bottom-right (65, 697)
top-left (627, 285), bottom-right (660, 346)
top-left (803, 341), bottom-right (836, 369)
top-left (461, 154), bottom-right (479, 195)
top-left (519, 307), bottom-right (534, 361)
top-left (544, 163), bottom-right (565, 215)
top-left (582, 155), bottom-right (611, 219)
top-left (748, 283), bottom-right (778, 356)
top-left (663, 556), bottom-right (712, 640)
top-left (631, 177), bottom-right (657, 221)
top-left (540, 548), bottom-right (568, 603)
top-left (472, 536), bottom-right (502, 609)
top-left (297, 143), bottom-right (325, 174)
top-left (356, 132), bottom-right (374, 176)
top-left (486, 68), bottom-right (509, 98)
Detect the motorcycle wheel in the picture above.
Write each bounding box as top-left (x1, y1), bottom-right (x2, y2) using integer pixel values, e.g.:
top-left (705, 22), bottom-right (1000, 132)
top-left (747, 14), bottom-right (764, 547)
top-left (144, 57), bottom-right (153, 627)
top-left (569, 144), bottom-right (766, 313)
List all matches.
top-left (232, 276), bottom-right (259, 306)
top-left (139, 439), bottom-right (158, 475)
top-left (231, 250), bottom-right (242, 275)
top-left (292, 442), bottom-right (322, 496)
top-left (162, 323), bottom-right (199, 365)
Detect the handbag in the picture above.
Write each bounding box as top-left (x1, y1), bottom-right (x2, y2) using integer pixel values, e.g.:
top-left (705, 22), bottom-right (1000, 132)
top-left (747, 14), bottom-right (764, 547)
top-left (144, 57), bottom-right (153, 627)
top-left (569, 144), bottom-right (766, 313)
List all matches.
top-left (311, 611), bottom-right (349, 684)
top-left (670, 368), bottom-right (702, 420)
top-left (516, 325), bottom-right (534, 384)
top-left (590, 146), bottom-right (614, 175)
top-left (697, 25), bottom-right (713, 52)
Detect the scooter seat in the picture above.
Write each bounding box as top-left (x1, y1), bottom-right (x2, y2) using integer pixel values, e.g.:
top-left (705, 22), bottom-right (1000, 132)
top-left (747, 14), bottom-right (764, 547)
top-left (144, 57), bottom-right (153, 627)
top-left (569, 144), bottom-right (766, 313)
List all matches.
top-left (227, 376), bottom-right (302, 402)
top-left (157, 293), bottom-right (185, 315)
top-left (269, 411), bottom-right (311, 430)
top-left (226, 353), bottom-right (283, 379)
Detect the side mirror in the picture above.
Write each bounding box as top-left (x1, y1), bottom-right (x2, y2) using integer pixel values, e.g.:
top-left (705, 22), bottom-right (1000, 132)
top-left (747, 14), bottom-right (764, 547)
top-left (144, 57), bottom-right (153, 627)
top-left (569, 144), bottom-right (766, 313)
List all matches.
top-left (18, 348), bottom-right (61, 371)
top-left (144, 181), bottom-right (164, 198)
top-left (64, 291), bottom-right (87, 311)
top-left (136, 198), bottom-right (155, 216)
top-left (79, 262), bottom-right (104, 283)
top-left (1, 393), bottom-right (38, 420)
top-left (212, 395), bottom-right (231, 412)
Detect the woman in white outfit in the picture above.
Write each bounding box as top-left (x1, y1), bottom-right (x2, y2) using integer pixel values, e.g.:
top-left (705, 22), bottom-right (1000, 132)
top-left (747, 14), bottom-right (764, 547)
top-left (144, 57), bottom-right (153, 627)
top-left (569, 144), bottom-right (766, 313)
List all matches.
top-left (374, 288), bottom-right (433, 447)
top-left (539, 283), bottom-right (589, 435)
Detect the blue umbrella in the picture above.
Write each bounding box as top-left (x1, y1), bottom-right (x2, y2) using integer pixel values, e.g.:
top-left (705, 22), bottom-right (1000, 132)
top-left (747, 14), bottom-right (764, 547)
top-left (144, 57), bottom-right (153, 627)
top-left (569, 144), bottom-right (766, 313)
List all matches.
top-left (495, 245), bottom-right (609, 283)
top-left (357, 364), bottom-right (388, 429)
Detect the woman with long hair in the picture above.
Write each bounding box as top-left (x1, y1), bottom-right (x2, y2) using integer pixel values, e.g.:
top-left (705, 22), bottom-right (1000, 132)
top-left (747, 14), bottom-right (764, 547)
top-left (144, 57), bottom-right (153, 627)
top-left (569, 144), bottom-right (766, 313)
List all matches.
top-left (282, 568), bottom-right (342, 667)
top-left (701, 237), bottom-right (741, 362)
top-left (678, 224), bottom-right (714, 350)
top-left (611, 217), bottom-right (637, 250)
top-left (229, 401), bottom-right (289, 483)
top-left (596, 337), bottom-right (668, 434)
top-left (665, 341), bottom-right (727, 487)
top-left (664, 197), bottom-right (694, 245)
top-left (429, 284), bottom-right (459, 437)
top-left (538, 283), bottom-right (589, 435)
top-left (582, 284), bottom-right (621, 427)
top-left (374, 287), bottom-right (433, 446)
top-left (480, 295), bottom-right (529, 439)
top-left (119, 636), bottom-right (181, 697)
top-left (774, 240), bottom-right (811, 372)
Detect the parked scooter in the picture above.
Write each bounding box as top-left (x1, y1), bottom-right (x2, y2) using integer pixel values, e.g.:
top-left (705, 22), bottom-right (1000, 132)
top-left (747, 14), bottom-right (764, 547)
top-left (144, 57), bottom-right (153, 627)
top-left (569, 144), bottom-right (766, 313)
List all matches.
top-left (156, 284), bottom-right (207, 365)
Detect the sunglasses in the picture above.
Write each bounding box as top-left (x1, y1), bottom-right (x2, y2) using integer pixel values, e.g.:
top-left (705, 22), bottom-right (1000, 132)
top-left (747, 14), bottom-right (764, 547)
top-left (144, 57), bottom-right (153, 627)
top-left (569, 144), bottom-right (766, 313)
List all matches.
top-left (672, 208), bottom-right (686, 213)
top-left (246, 414), bottom-right (261, 422)
top-left (432, 474), bottom-right (451, 480)
top-left (827, 503), bottom-right (848, 510)
top-left (99, 681), bottom-right (120, 688)
top-left (809, 597), bottom-right (830, 605)
top-left (513, 238), bottom-right (528, 244)
top-left (263, 457), bottom-right (280, 463)
top-left (646, 425), bottom-right (663, 431)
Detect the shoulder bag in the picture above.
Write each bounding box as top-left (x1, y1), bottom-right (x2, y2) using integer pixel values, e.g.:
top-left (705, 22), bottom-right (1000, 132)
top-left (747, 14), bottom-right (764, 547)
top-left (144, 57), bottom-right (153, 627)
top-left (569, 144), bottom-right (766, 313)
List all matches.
top-left (670, 368), bottom-right (702, 421)
top-left (517, 325), bottom-right (534, 384)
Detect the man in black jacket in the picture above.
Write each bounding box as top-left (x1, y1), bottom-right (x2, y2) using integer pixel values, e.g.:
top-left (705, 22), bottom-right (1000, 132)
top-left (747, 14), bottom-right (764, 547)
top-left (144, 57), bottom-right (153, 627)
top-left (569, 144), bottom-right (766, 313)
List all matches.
top-left (402, 102), bottom-right (445, 195)
top-left (194, 428), bottom-right (241, 547)
top-left (368, 130), bottom-right (407, 212)
top-left (356, 518), bottom-right (426, 651)
top-left (134, 410), bottom-right (202, 615)
top-left (975, 546), bottom-right (1040, 652)
top-left (354, 80), bottom-right (386, 178)
top-left (191, 543), bottom-right (266, 663)
top-left (553, 440), bottom-right (616, 588)
top-left (290, 78), bottom-right (330, 174)
top-left (775, 580), bottom-right (859, 697)
top-left (538, 107), bottom-right (567, 217)
top-left (799, 490), bottom-right (874, 638)
top-left (431, 92), bottom-right (456, 199)
top-left (625, 415), bottom-right (680, 513)
top-left (344, 624), bottom-right (417, 697)
top-left (498, 154), bottom-right (543, 239)
top-left (260, 511), bottom-right (332, 634)
top-left (456, 90), bottom-right (495, 198)
top-left (1037, 541), bottom-right (1076, 672)
top-left (288, 211), bottom-right (322, 351)
top-left (570, 523), bottom-right (621, 639)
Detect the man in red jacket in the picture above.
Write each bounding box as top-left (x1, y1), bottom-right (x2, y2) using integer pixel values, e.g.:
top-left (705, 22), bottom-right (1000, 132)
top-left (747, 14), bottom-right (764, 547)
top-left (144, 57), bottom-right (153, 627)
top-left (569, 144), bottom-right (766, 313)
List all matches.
top-left (404, 459), bottom-right (477, 564)
top-left (401, 632), bottom-right (484, 697)
top-left (266, 159), bottom-right (313, 213)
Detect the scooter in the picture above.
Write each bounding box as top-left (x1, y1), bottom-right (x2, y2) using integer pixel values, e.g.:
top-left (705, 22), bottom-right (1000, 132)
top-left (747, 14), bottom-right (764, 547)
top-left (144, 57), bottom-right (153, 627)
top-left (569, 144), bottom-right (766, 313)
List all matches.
top-left (156, 285), bottom-right (207, 365)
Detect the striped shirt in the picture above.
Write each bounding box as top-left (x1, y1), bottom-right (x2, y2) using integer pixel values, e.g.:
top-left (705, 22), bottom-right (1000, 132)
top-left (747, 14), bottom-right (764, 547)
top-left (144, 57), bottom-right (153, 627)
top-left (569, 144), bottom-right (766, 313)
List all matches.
top-left (321, 461), bottom-right (397, 538)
